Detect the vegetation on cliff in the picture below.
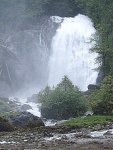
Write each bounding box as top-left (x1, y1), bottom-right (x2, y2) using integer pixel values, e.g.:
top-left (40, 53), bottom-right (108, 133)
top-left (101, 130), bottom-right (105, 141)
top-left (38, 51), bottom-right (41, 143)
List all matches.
top-left (75, 0), bottom-right (113, 116)
top-left (0, 116), bottom-right (15, 131)
top-left (77, 0), bottom-right (113, 77)
top-left (38, 75), bottom-right (113, 117)
top-left (0, 99), bottom-right (11, 114)
top-left (88, 75), bottom-right (113, 115)
top-left (0, 0), bottom-right (113, 76)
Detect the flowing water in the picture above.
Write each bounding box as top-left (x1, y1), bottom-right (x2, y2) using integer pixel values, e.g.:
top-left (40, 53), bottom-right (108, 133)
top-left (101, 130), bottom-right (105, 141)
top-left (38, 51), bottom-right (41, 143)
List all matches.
top-left (19, 98), bottom-right (41, 117)
top-left (8, 15), bottom-right (99, 120)
top-left (48, 14), bottom-right (98, 91)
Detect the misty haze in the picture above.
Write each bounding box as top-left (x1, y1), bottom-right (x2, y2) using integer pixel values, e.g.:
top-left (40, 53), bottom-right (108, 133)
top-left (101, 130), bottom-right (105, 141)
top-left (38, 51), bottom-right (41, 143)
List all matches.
top-left (1, 1), bottom-right (112, 149)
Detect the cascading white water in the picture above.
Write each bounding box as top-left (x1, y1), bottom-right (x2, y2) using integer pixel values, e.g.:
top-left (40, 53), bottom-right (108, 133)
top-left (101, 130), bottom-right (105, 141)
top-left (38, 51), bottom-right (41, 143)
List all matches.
top-left (48, 14), bottom-right (98, 91)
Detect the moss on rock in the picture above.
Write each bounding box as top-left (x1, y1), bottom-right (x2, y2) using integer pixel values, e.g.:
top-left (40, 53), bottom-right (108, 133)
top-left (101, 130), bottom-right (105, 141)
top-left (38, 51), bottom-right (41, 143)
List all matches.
top-left (0, 116), bottom-right (15, 132)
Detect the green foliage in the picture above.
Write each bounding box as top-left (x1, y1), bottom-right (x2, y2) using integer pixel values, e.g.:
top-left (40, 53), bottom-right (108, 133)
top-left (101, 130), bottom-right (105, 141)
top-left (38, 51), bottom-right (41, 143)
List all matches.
top-left (0, 116), bottom-right (15, 131)
top-left (77, 0), bottom-right (113, 76)
top-left (56, 75), bottom-right (75, 91)
top-left (0, 112), bottom-right (20, 117)
top-left (61, 115), bottom-right (113, 127)
top-left (41, 90), bottom-right (87, 119)
top-left (26, 120), bottom-right (44, 128)
top-left (44, 0), bottom-right (79, 17)
top-left (89, 75), bottom-right (113, 115)
top-left (37, 86), bottom-right (51, 103)
top-left (0, 99), bottom-right (11, 114)
top-left (39, 76), bottom-right (88, 119)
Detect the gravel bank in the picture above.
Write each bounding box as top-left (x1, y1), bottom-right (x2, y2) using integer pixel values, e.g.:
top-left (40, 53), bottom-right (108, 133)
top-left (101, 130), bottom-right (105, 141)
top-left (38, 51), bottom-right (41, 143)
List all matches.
top-left (0, 126), bottom-right (113, 150)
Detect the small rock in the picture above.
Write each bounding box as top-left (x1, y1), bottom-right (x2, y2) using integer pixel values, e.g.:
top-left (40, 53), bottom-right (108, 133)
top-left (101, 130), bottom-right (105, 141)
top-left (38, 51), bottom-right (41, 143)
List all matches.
top-left (104, 131), bottom-right (113, 135)
top-left (94, 124), bottom-right (102, 131)
top-left (61, 135), bottom-right (68, 140)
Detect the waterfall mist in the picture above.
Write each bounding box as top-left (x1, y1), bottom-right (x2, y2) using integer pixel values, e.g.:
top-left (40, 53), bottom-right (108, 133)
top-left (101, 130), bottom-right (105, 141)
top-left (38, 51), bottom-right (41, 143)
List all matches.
top-left (0, 14), bottom-right (99, 117)
top-left (0, 14), bottom-right (98, 97)
top-left (48, 14), bottom-right (98, 91)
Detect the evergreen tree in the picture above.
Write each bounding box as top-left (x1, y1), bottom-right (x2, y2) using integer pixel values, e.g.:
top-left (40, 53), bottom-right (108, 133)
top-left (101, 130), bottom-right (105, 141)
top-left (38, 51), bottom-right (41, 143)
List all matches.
top-left (89, 75), bottom-right (113, 115)
top-left (56, 75), bottom-right (74, 92)
top-left (37, 86), bottom-right (51, 103)
top-left (77, 0), bottom-right (113, 76)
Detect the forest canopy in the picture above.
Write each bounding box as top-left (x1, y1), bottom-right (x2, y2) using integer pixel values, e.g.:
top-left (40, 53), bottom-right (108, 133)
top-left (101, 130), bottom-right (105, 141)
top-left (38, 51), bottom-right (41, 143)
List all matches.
top-left (0, 0), bottom-right (81, 32)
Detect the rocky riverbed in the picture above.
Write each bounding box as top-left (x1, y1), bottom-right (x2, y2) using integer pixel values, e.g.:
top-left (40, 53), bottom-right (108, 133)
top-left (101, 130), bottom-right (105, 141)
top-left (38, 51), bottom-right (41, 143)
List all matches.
top-left (0, 125), bottom-right (113, 150)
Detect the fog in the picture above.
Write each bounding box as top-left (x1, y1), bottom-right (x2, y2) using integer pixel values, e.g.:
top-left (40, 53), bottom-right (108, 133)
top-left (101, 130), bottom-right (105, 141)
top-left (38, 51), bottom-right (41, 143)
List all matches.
top-left (0, 1), bottom-right (56, 97)
top-left (0, 1), bottom-right (98, 98)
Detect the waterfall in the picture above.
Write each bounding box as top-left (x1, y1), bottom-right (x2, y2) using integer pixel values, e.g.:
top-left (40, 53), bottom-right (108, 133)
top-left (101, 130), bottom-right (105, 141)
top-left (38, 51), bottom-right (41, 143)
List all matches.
top-left (48, 14), bottom-right (98, 91)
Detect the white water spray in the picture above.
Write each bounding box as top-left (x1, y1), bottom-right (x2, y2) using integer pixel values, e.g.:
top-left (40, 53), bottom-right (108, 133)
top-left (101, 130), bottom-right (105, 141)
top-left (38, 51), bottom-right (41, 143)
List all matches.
top-left (48, 14), bottom-right (98, 91)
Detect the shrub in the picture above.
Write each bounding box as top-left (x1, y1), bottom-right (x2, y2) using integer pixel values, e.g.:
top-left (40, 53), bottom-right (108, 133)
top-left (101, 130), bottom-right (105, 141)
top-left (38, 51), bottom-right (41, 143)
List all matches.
top-left (0, 117), bottom-right (15, 132)
top-left (40, 76), bottom-right (88, 119)
top-left (89, 75), bottom-right (113, 115)
top-left (26, 120), bottom-right (44, 128)
top-left (0, 99), bottom-right (11, 114)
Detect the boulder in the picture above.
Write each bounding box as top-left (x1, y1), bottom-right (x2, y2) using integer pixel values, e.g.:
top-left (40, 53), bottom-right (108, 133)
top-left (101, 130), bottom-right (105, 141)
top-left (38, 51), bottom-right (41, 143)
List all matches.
top-left (88, 84), bottom-right (100, 90)
top-left (21, 104), bottom-right (32, 111)
top-left (84, 111), bottom-right (93, 116)
top-left (4, 112), bottom-right (45, 128)
top-left (104, 131), bottom-right (113, 135)
top-left (96, 71), bottom-right (104, 86)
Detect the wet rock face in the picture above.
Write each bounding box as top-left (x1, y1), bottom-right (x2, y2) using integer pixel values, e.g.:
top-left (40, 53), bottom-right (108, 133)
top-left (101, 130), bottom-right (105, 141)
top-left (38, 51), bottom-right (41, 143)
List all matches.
top-left (88, 84), bottom-right (100, 90)
top-left (0, 30), bottom-right (49, 96)
top-left (96, 71), bottom-right (104, 86)
top-left (0, 97), bottom-right (22, 113)
top-left (4, 112), bottom-right (45, 128)
top-left (0, 16), bottom-right (57, 97)
top-left (20, 104), bottom-right (32, 111)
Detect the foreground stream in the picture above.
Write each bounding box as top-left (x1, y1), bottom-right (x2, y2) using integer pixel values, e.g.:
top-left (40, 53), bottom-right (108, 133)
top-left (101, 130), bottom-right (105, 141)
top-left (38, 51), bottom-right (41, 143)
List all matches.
top-left (1, 97), bottom-right (112, 149)
top-left (0, 125), bottom-right (113, 150)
